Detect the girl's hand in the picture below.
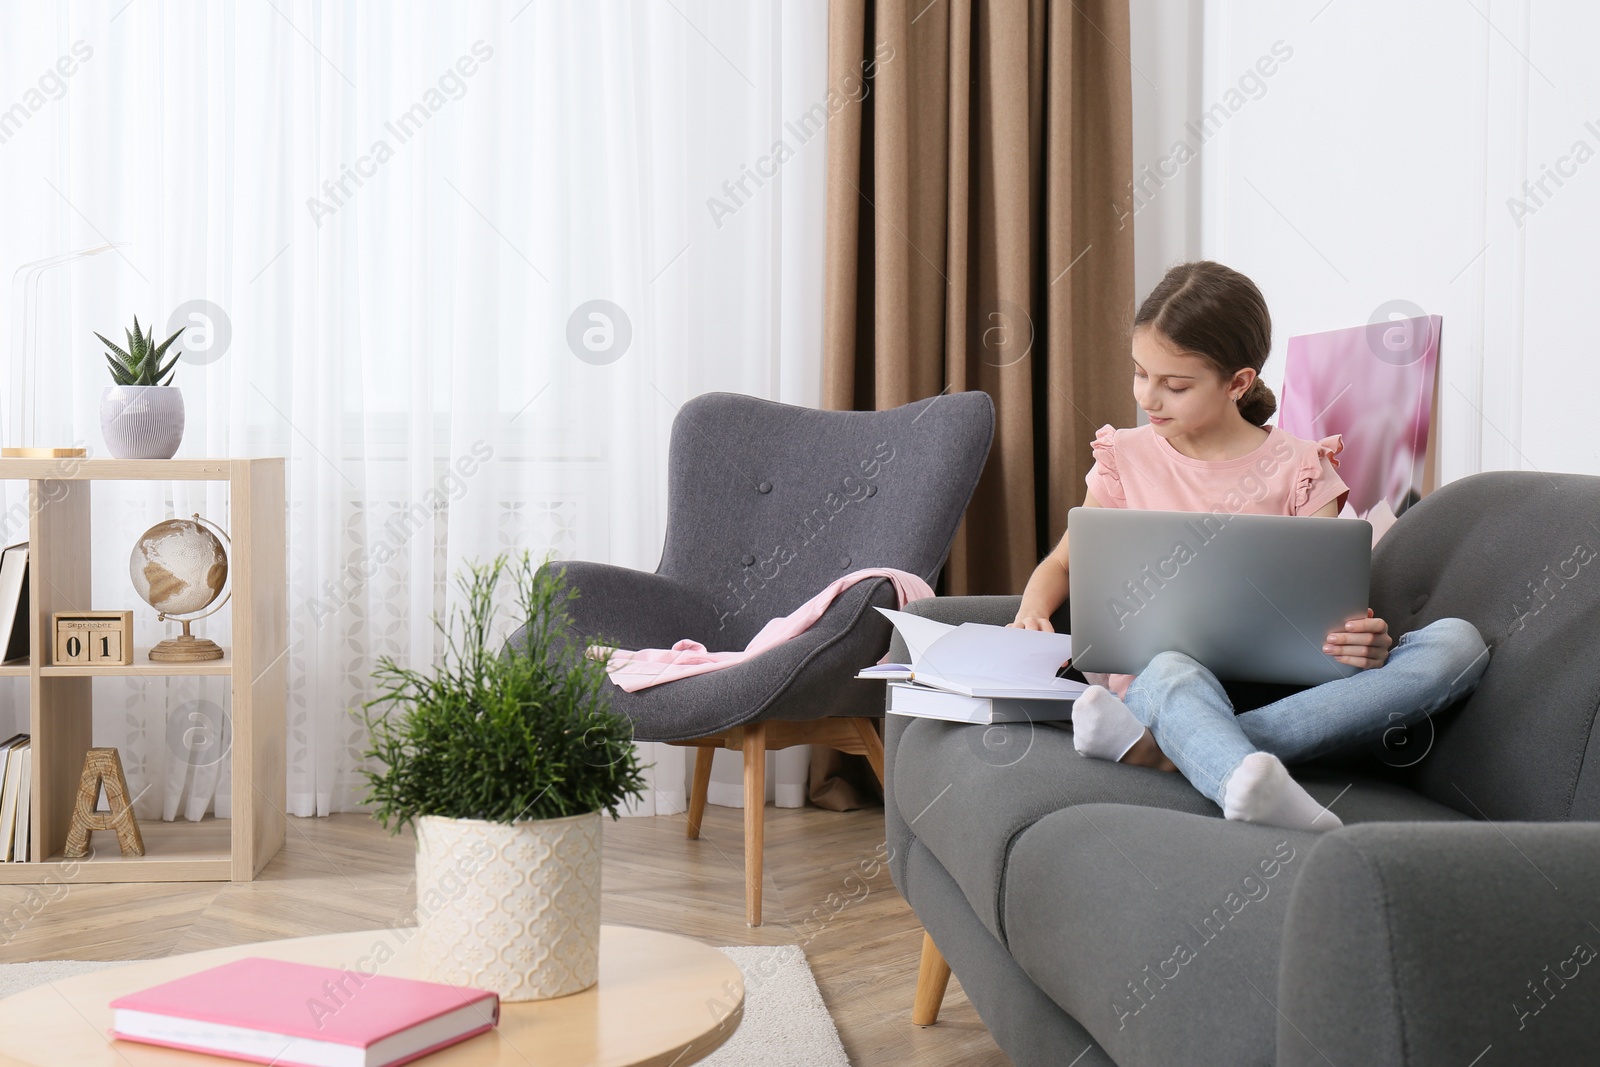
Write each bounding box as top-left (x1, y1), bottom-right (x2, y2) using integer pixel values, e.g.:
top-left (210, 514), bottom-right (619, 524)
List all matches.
top-left (1325, 608), bottom-right (1391, 670)
top-left (1008, 616), bottom-right (1055, 632)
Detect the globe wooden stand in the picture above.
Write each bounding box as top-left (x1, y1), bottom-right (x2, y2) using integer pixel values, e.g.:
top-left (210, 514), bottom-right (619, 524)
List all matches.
top-left (147, 619), bottom-right (224, 662)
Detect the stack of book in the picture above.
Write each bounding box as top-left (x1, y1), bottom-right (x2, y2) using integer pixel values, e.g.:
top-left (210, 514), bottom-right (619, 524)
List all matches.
top-left (0, 733), bottom-right (31, 861)
top-left (856, 608), bottom-right (1088, 724)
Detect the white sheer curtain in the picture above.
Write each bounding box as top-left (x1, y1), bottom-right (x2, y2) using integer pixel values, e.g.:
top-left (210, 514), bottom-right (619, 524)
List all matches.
top-left (0, 1), bottom-right (828, 820)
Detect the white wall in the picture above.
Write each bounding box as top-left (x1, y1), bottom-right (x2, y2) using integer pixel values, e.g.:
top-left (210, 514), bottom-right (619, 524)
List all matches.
top-left (1129, 0), bottom-right (1206, 299)
top-left (1132, 0), bottom-right (1600, 479)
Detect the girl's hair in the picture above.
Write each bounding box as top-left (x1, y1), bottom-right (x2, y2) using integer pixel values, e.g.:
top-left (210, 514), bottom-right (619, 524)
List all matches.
top-left (1133, 261), bottom-right (1276, 427)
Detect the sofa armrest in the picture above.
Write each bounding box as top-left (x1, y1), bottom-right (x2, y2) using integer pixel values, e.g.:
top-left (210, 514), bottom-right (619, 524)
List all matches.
top-left (884, 595), bottom-right (1070, 889)
top-left (1278, 822), bottom-right (1600, 1067)
top-left (534, 559), bottom-right (723, 652)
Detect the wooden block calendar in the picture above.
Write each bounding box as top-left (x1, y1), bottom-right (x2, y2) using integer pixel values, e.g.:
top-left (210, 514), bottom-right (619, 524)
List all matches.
top-left (52, 611), bottom-right (135, 666)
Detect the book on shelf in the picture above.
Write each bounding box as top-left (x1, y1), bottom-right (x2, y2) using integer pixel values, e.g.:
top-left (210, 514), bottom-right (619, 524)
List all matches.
top-left (855, 608), bottom-right (1087, 701)
top-left (0, 542), bottom-right (26, 664)
top-left (11, 744), bottom-right (29, 862)
top-left (0, 734), bottom-right (29, 862)
top-left (110, 957), bottom-right (500, 1067)
top-left (887, 680), bottom-right (1078, 724)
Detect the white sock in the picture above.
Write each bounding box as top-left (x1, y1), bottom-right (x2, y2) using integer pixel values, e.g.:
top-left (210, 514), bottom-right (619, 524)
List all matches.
top-left (1071, 685), bottom-right (1147, 762)
top-left (1221, 752), bottom-right (1342, 832)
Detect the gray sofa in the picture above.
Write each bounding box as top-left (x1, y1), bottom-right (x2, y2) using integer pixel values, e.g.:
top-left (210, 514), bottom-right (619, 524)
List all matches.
top-left (885, 470), bottom-right (1600, 1066)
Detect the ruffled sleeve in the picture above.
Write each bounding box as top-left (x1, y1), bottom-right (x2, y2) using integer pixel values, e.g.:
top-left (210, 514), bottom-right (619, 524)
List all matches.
top-left (1085, 423), bottom-right (1127, 507)
top-left (1294, 433), bottom-right (1351, 515)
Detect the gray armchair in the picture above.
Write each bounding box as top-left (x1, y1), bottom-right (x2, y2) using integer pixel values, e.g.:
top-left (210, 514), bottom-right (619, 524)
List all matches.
top-left (888, 470), bottom-right (1600, 1065)
top-left (529, 389), bottom-right (994, 924)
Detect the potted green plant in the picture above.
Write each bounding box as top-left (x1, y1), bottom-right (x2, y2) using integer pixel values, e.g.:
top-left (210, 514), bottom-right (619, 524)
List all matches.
top-left (95, 315), bottom-right (186, 459)
top-left (360, 552), bottom-right (646, 1002)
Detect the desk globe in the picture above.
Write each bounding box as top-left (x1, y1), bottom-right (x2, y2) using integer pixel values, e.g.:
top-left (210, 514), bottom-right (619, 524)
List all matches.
top-left (129, 515), bottom-right (231, 661)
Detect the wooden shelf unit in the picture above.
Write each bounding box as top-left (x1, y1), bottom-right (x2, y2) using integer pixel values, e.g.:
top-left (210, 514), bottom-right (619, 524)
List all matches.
top-left (0, 458), bottom-right (286, 883)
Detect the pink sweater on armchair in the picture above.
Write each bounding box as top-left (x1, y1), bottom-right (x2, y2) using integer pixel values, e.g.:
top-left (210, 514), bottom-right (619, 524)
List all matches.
top-left (588, 568), bottom-right (935, 692)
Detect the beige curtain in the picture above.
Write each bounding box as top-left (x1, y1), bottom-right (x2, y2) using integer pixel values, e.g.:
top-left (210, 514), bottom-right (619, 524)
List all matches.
top-left (823, 0), bottom-right (1136, 596)
top-left (814, 0), bottom-right (1136, 808)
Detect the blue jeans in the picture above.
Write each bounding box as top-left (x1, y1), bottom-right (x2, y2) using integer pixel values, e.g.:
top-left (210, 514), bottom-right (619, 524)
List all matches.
top-left (1120, 618), bottom-right (1491, 807)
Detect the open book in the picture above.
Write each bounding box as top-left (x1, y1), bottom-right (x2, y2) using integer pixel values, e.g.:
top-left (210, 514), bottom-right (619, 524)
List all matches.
top-left (856, 608), bottom-right (1088, 701)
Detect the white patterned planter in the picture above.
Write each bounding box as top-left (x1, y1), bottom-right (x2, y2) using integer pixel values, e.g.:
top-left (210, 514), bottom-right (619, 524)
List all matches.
top-left (100, 385), bottom-right (185, 459)
top-left (414, 811), bottom-right (602, 1002)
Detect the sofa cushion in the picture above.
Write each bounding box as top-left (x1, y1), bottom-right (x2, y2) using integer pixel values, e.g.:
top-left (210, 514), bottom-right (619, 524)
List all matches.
top-left (1003, 805), bottom-right (1309, 1067)
top-left (1001, 800), bottom-right (1469, 1067)
top-left (892, 717), bottom-right (1216, 943)
top-left (893, 714), bottom-right (1473, 949)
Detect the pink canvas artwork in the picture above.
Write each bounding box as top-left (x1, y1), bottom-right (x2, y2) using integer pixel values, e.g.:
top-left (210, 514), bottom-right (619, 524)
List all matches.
top-left (1279, 315), bottom-right (1441, 520)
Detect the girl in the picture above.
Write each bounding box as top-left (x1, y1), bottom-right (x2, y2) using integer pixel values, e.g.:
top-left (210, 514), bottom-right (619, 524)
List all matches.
top-left (1010, 261), bottom-right (1490, 832)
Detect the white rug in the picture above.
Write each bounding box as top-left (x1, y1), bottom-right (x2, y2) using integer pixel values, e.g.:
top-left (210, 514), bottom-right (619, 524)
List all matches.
top-left (711, 946), bottom-right (849, 1066)
top-left (0, 945), bottom-right (847, 1066)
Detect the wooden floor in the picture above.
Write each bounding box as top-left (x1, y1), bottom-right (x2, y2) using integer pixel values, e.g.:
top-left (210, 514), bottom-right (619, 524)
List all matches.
top-left (0, 805), bottom-right (1007, 1066)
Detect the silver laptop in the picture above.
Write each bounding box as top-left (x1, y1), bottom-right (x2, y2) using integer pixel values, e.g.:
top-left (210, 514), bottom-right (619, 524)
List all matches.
top-left (1067, 507), bottom-right (1372, 686)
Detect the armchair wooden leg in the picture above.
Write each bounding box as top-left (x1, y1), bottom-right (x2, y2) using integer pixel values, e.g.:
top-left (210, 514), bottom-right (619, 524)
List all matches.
top-left (686, 747), bottom-right (714, 840)
top-left (851, 716), bottom-right (887, 786)
top-left (743, 721), bottom-right (768, 927)
top-left (912, 931), bottom-right (952, 1026)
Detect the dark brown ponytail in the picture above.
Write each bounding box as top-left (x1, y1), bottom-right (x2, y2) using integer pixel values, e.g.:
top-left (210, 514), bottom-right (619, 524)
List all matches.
top-left (1133, 261), bottom-right (1277, 427)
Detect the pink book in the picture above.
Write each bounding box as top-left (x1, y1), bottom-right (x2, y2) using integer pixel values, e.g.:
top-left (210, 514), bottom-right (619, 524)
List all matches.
top-left (109, 957), bottom-right (499, 1067)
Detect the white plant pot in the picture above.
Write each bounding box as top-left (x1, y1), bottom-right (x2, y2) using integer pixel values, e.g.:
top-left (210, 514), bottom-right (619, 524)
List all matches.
top-left (414, 811), bottom-right (602, 1002)
top-left (100, 385), bottom-right (185, 459)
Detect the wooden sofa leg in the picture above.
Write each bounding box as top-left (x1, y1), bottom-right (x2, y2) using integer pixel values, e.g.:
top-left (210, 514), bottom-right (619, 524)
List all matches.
top-left (912, 931), bottom-right (952, 1026)
top-left (686, 747), bottom-right (713, 840)
top-left (743, 722), bottom-right (767, 926)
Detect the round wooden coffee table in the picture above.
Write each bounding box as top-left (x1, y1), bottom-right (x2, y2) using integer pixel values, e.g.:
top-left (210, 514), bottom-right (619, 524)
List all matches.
top-left (0, 924), bottom-right (743, 1066)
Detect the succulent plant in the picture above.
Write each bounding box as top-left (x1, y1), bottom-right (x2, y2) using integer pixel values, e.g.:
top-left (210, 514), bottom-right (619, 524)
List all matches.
top-left (95, 315), bottom-right (184, 386)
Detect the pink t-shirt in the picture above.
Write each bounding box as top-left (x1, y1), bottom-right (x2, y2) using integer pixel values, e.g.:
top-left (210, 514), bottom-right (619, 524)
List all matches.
top-left (1079, 421), bottom-right (1351, 699)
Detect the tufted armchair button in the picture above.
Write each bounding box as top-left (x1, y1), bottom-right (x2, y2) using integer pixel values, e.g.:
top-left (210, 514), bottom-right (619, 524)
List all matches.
top-left (758, 481), bottom-right (773, 494)
top-left (839, 555), bottom-right (852, 569)
top-left (1411, 593), bottom-right (1429, 614)
top-left (866, 484), bottom-right (878, 497)
top-left (741, 554), bottom-right (755, 566)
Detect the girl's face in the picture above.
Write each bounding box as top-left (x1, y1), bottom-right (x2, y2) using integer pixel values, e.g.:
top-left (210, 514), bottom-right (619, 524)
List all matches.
top-left (1131, 327), bottom-right (1252, 437)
